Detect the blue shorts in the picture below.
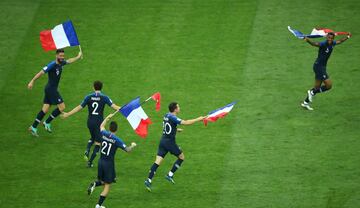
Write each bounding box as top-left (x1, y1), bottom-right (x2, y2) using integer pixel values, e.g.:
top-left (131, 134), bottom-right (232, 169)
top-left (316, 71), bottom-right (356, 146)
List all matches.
top-left (43, 88), bottom-right (63, 105)
top-left (157, 138), bottom-right (182, 158)
top-left (313, 63), bottom-right (329, 81)
top-left (87, 120), bottom-right (102, 143)
top-left (98, 159), bottom-right (116, 184)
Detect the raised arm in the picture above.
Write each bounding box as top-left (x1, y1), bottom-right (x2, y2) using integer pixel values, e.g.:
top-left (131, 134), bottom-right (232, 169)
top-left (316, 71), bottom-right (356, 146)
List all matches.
top-left (27, 70), bottom-right (45, 89)
top-left (61, 105), bottom-right (83, 118)
top-left (66, 50), bottom-right (83, 64)
top-left (100, 112), bottom-right (117, 131)
top-left (180, 116), bottom-right (205, 125)
top-left (336, 33), bottom-right (351, 45)
top-left (304, 37), bottom-right (320, 47)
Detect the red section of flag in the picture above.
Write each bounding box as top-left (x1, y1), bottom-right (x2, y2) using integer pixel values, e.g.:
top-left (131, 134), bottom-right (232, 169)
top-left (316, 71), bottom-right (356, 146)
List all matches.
top-left (40, 30), bottom-right (56, 51)
top-left (151, 92), bottom-right (161, 111)
top-left (203, 112), bottom-right (228, 126)
top-left (135, 118), bottom-right (152, 138)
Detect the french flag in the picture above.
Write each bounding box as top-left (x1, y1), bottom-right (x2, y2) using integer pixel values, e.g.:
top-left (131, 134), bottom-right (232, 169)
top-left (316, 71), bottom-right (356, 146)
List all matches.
top-left (288, 26), bottom-right (349, 39)
top-left (40, 20), bottom-right (80, 51)
top-left (204, 102), bottom-right (236, 126)
top-left (119, 97), bottom-right (152, 138)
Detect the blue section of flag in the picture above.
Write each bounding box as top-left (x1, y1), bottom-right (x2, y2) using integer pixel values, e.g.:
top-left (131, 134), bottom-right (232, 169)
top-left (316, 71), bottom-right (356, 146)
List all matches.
top-left (119, 97), bottom-right (141, 117)
top-left (62, 20), bottom-right (80, 46)
top-left (207, 101), bottom-right (237, 115)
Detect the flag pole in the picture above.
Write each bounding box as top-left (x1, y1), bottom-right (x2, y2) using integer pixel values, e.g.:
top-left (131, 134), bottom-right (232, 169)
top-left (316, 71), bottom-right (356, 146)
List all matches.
top-left (78, 45), bottom-right (83, 59)
top-left (140, 96), bottom-right (152, 106)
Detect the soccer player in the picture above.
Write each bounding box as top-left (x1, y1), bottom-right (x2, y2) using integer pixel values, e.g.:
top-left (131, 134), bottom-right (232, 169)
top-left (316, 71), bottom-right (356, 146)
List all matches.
top-left (27, 48), bottom-right (82, 136)
top-left (301, 32), bottom-right (352, 110)
top-left (62, 81), bottom-right (121, 167)
top-left (87, 112), bottom-right (136, 208)
top-left (144, 102), bottom-right (205, 191)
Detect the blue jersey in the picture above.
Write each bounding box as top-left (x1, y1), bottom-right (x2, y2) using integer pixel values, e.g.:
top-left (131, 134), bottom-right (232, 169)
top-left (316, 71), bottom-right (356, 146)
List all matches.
top-left (80, 92), bottom-right (113, 122)
top-left (315, 40), bottom-right (336, 66)
top-left (42, 60), bottom-right (67, 90)
top-left (161, 113), bottom-right (182, 140)
top-left (100, 130), bottom-right (127, 161)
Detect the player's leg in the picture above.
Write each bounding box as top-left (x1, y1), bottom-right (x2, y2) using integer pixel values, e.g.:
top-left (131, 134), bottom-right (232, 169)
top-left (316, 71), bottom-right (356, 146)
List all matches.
top-left (145, 155), bottom-right (165, 191)
top-left (88, 141), bottom-right (101, 167)
top-left (88, 180), bottom-right (104, 195)
top-left (165, 144), bottom-right (184, 184)
top-left (43, 91), bottom-right (65, 132)
top-left (96, 183), bottom-right (110, 208)
top-left (302, 79), bottom-right (321, 110)
top-left (85, 137), bottom-right (95, 162)
top-left (29, 104), bottom-right (50, 136)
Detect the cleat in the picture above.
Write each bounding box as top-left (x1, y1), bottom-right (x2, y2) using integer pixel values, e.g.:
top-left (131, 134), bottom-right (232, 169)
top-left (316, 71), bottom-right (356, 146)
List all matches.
top-left (87, 162), bottom-right (94, 168)
top-left (307, 90), bottom-right (314, 103)
top-left (28, 126), bottom-right (39, 137)
top-left (43, 122), bottom-right (52, 133)
top-left (144, 179), bottom-right (152, 192)
top-left (165, 175), bottom-right (175, 184)
top-left (301, 102), bottom-right (314, 111)
top-left (84, 151), bottom-right (89, 162)
top-left (87, 182), bottom-right (96, 195)
top-left (95, 205), bottom-right (105, 208)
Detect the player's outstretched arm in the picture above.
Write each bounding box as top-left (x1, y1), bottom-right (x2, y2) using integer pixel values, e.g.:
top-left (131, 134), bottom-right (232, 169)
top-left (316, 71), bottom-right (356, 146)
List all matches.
top-left (111, 104), bottom-right (121, 111)
top-left (125, 142), bottom-right (137, 152)
top-left (304, 37), bottom-right (320, 47)
top-left (180, 116), bottom-right (206, 125)
top-left (100, 112), bottom-right (117, 131)
top-left (61, 105), bottom-right (83, 119)
top-left (66, 50), bottom-right (83, 64)
top-left (336, 33), bottom-right (351, 45)
top-left (27, 70), bottom-right (45, 89)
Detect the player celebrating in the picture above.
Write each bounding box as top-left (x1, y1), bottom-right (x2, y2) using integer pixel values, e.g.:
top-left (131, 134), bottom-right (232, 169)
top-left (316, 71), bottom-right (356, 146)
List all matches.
top-left (301, 32), bottom-right (352, 110)
top-left (144, 102), bottom-right (205, 191)
top-left (87, 112), bottom-right (136, 208)
top-left (27, 49), bottom-right (82, 136)
top-left (62, 81), bottom-right (121, 167)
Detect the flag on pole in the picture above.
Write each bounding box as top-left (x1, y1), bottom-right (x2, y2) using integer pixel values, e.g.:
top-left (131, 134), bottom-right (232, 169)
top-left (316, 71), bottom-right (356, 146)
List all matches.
top-left (151, 92), bottom-right (161, 111)
top-left (204, 102), bottom-right (236, 126)
top-left (40, 20), bottom-right (80, 51)
top-left (119, 97), bottom-right (152, 138)
top-left (288, 26), bottom-right (349, 39)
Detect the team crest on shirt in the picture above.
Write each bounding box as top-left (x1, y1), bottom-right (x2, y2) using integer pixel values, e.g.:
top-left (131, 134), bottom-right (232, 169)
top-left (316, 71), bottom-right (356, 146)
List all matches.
top-left (325, 48), bottom-right (330, 53)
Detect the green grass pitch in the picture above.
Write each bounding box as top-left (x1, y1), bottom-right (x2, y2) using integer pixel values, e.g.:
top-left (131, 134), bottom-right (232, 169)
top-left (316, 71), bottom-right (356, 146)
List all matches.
top-left (0, 0), bottom-right (359, 207)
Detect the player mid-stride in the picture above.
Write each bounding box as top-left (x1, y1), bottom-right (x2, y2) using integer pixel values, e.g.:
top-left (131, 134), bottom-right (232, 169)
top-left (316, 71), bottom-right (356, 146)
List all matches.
top-left (27, 49), bottom-right (82, 136)
top-left (144, 102), bottom-right (205, 192)
top-left (87, 112), bottom-right (136, 208)
top-left (62, 81), bottom-right (120, 167)
top-left (301, 32), bottom-right (351, 110)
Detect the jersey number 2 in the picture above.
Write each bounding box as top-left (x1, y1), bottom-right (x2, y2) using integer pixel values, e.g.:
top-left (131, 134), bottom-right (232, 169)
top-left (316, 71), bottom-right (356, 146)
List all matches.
top-left (101, 141), bottom-right (112, 156)
top-left (92, 102), bottom-right (99, 115)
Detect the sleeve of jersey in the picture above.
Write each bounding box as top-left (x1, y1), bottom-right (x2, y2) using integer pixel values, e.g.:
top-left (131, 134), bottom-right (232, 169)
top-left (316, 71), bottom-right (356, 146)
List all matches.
top-left (170, 115), bottom-right (182, 125)
top-left (105, 96), bottom-right (113, 106)
top-left (80, 95), bottom-right (89, 108)
top-left (42, 61), bottom-right (55, 73)
top-left (100, 130), bottom-right (108, 137)
top-left (115, 137), bottom-right (127, 151)
top-left (333, 40), bottom-right (337, 46)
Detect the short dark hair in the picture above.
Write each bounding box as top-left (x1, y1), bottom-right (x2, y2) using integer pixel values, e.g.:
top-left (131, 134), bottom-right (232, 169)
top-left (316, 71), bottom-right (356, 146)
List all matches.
top-left (168, 102), bottom-right (178, 112)
top-left (93, 81), bottom-right (103, 91)
top-left (327, 32), bottom-right (335, 38)
top-left (109, 121), bottom-right (118, 132)
top-left (56, 49), bottom-right (65, 54)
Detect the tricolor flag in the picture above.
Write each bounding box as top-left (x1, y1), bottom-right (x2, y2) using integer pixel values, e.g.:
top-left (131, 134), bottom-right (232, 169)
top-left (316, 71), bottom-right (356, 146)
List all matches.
top-left (119, 97), bottom-right (152, 138)
top-left (40, 20), bottom-right (80, 51)
top-left (288, 26), bottom-right (349, 39)
top-left (204, 102), bottom-right (236, 126)
top-left (151, 92), bottom-right (161, 111)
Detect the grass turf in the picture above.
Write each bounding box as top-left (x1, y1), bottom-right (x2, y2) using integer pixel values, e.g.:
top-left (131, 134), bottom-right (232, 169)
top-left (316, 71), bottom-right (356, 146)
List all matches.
top-left (0, 0), bottom-right (359, 207)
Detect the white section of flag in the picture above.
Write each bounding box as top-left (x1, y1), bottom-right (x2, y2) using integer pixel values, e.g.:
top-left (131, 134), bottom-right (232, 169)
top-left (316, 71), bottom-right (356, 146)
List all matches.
top-left (126, 107), bottom-right (149, 130)
top-left (51, 24), bottom-right (70, 49)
